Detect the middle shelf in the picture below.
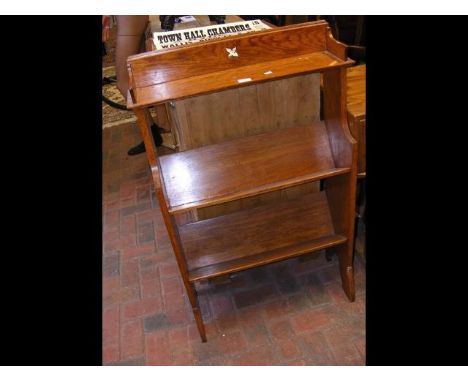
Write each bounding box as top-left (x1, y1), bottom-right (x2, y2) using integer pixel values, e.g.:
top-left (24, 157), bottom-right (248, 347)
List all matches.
top-left (159, 121), bottom-right (350, 214)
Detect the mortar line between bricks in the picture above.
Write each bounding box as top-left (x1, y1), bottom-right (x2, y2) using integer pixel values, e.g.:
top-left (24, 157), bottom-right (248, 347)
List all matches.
top-left (117, 321), bottom-right (122, 365)
top-left (118, 309), bottom-right (123, 362)
top-left (159, 265), bottom-right (167, 311)
top-left (322, 331), bottom-right (344, 365)
top-left (128, 214), bottom-right (137, 238)
top-left (136, 258), bottom-right (143, 301)
top-left (142, 320), bottom-right (147, 364)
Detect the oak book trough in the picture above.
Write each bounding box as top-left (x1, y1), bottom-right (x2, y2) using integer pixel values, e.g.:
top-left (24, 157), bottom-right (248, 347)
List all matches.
top-left (126, 20), bottom-right (358, 342)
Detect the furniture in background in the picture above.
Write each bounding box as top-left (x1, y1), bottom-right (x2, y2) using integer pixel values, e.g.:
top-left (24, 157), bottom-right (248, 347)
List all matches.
top-left (347, 64), bottom-right (366, 176)
top-left (347, 64), bottom-right (366, 260)
top-left (127, 21), bottom-right (357, 342)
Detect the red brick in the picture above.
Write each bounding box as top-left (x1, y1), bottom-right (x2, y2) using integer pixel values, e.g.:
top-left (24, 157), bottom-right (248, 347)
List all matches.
top-left (354, 338), bottom-right (366, 361)
top-left (276, 338), bottom-right (302, 360)
top-left (172, 350), bottom-right (194, 366)
top-left (138, 226), bottom-right (155, 245)
top-left (140, 263), bottom-right (159, 282)
top-left (120, 202), bottom-right (152, 217)
top-left (120, 196), bottom-right (135, 208)
top-left (286, 292), bottom-right (313, 314)
top-left (327, 281), bottom-right (352, 304)
top-left (103, 190), bottom-right (119, 204)
top-left (242, 322), bottom-right (271, 348)
top-left (103, 306), bottom-right (119, 344)
top-left (323, 324), bottom-right (364, 349)
top-left (103, 230), bottom-right (119, 244)
top-left (141, 278), bottom-right (161, 298)
top-left (104, 199), bottom-right (120, 212)
top-left (191, 330), bottom-right (247, 361)
top-left (103, 254), bottom-right (120, 278)
top-left (103, 342), bottom-right (120, 364)
top-left (136, 187), bottom-right (151, 204)
top-left (108, 356), bottom-right (146, 366)
top-left (103, 276), bottom-right (120, 297)
top-left (155, 226), bottom-right (171, 250)
top-left (122, 297), bottom-right (162, 321)
top-left (262, 299), bottom-right (291, 320)
top-left (215, 311), bottom-right (240, 333)
top-left (120, 184), bottom-right (135, 199)
top-left (163, 290), bottom-right (186, 310)
top-left (162, 277), bottom-right (183, 295)
top-left (145, 332), bottom-right (172, 365)
top-left (103, 222), bottom-right (119, 234)
top-left (210, 294), bottom-right (234, 317)
top-left (122, 244), bottom-right (156, 258)
top-left (139, 255), bottom-right (160, 270)
top-left (137, 209), bottom-right (157, 223)
top-left (118, 233), bottom-right (137, 249)
top-left (159, 262), bottom-right (179, 278)
top-left (269, 320), bottom-right (295, 340)
top-left (299, 331), bottom-right (335, 364)
top-left (104, 286), bottom-right (140, 306)
top-left (336, 299), bottom-right (366, 321)
top-left (121, 320), bottom-right (144, 359)
top-left (214, 331), bottom-right (247, 355)
top-left (305, 273), bottom-right (333, 306)
top-left (165, 305), bottom-right (190, 326)
top-left (120, 259), bottom-right (140, 287)
top-left (105, 210), bottom-right (120, 227)
top-left (120, 215), bottom-right (136, 235)
top-left (355, 268), bottom-right (366, 294)
top-left (187, 323), bottom-right (202, 341)
top-left (230, 345), bottom-right (276, 366)
top-left (198, 296), bottom-right (212, 321)
top-left (168, 326), bottom-right (189, 350)
top-left (284, 359), bottom-right (307, 366)
top-left (150, 192), bottom-right (159, 209)
top-left (104, 237), bottom-right (122, 251)
top-left (330, 344), bottom-right (364, 365)
top-left (237, 305), bottom-right (266, 327)
top-left (291, 306), bottom-right (337, 333)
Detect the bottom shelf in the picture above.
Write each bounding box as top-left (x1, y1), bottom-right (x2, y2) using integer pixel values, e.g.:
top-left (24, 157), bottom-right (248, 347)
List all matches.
top-left (179, 191), bottom-right (347, 282)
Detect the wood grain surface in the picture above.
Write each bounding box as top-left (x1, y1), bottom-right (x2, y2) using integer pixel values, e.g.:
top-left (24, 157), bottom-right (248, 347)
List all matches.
top-left (179, 191), bottom-right (347, 281)
top-left (158, 122), bottom-right (350, 214)
top-left (127, 21), bottom-right (353, 108)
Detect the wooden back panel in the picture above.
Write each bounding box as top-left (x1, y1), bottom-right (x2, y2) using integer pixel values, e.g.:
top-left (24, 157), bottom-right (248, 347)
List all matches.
top-left (128, 21), bottom-right (328, 88)
top-left (170, 73), bottom-right (321, 150)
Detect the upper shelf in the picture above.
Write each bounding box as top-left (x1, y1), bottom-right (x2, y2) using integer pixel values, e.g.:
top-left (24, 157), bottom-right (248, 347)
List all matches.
top-left (127, 20), bottom-right (354, 108)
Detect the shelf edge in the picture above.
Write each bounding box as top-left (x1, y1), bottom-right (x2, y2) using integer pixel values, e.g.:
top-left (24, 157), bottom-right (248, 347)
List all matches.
top-left (168, 167), bottom-right (351, 214)
top-left (188, 234), bottom-right (347, 282)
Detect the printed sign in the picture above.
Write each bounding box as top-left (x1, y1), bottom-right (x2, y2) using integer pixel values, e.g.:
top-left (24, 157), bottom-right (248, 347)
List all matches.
top-left (153, 19), bottom-right (271, 50)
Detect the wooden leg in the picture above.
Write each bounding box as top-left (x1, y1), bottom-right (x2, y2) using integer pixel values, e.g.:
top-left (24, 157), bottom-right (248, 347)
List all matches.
top-left (337, 245), bottom-right (355, 301)
top-left (188, 283), bottom-right (207, 342)
top-left (134, 107), bottom-right (208, 342)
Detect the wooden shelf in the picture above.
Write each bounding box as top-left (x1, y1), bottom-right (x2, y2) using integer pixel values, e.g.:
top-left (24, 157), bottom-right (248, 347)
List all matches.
top-left (126, 21), bottom-right (354, 109)
top-left (179, 191), bottom-right (347, 281)
top-left (130, 51), bottom-right (351, 107)
top-left (159, 122), bottom-right (350, 214)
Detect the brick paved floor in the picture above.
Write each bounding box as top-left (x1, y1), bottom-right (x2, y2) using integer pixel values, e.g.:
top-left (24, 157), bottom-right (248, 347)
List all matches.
top-left (102, 123), bottom-right (366, 366)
